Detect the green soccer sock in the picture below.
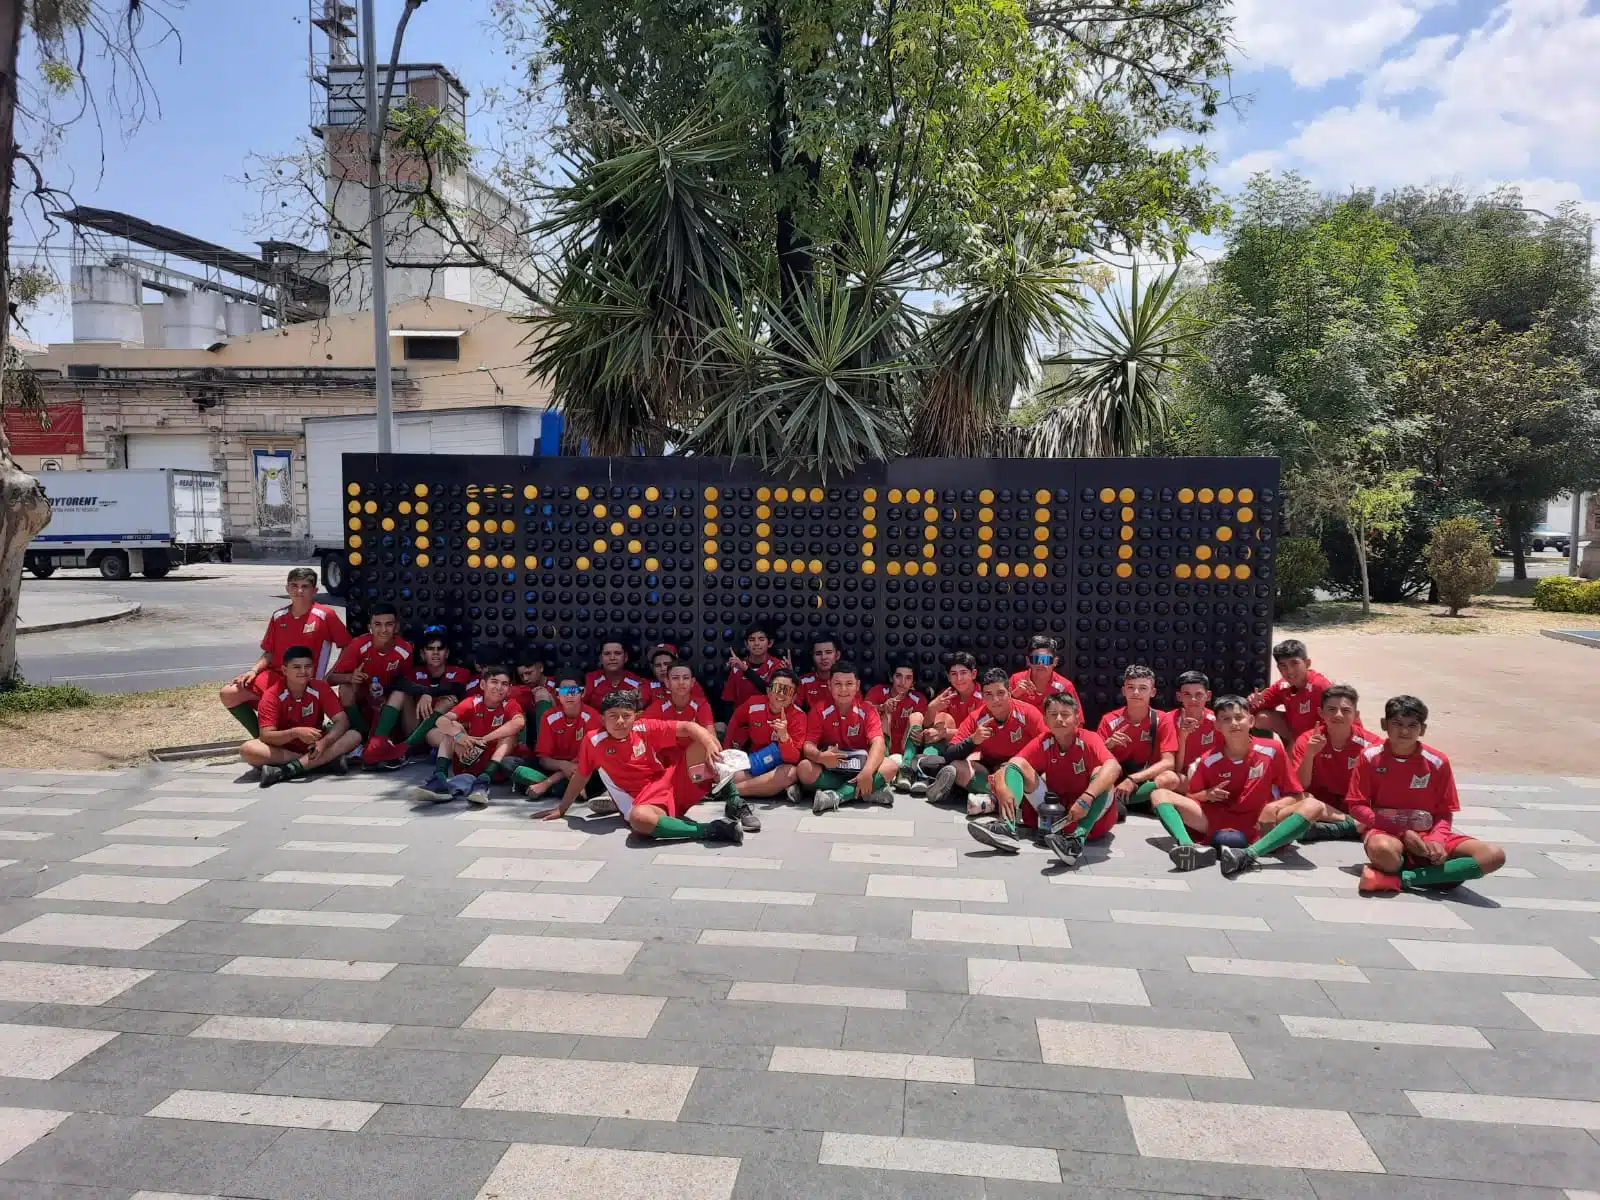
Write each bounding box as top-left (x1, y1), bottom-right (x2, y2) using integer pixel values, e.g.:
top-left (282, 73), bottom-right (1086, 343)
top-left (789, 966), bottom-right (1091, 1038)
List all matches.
top-left (343, 704), bottom-right (367, 735)
top-left (649, 815), bottom-right (709, 840)
top-left (1402, 857), bottom-right (1485, 888)
top-left (1154, 801), bottom-right (1193, 846)
top-left (1073, 791), bottom-right (1114, 838)
top-left (1246, 812), bottom-right (1310, 858)
top-left (405, 712), bottom-right (442, 747)
top-left (835, 772), bottom-right (888, 803)
top-left (1002, 765), bottom-right (1028, 810)
top-left (280, 759), bottom-right (307, 780)
top-left (532, 699), bottom-right (554, 725)
top-left (228, 704), bottom-right (260, 738)
top-left (430, 757), bottom-right (450, 780)
top-left (373, 705), bottom-right (401, 738)
top-left (1330, 816), bottom-right (1358, 836)
top-left (966, 765), bottom-right (990, 795)
top-left (511, 765), bottom-right (549, 790)
top-left (1129, 779), bottom-right (1158, 808)
top-left (902, 728), bottom-right (920, 758)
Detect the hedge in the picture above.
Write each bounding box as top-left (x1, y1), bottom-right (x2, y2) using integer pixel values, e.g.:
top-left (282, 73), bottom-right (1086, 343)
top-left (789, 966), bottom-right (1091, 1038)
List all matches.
top-left (1532, 575), bottom-right (1600, 614)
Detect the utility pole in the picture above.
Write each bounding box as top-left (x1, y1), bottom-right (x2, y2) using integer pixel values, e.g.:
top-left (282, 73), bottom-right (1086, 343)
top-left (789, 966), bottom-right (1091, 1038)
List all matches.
top-left (360, 0), bottom-right (394, 453)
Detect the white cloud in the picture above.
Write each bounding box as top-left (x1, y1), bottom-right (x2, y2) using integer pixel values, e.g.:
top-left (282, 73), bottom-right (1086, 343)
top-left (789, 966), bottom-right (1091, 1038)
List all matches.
top-left (1365, 33), bottom-right (1459, 97)
top-left (1214, 149), bottom-right (1287, 188)
top-left (1492, 177), bottom-right (1600, 223)
top-left (1230, 0), bottom-right (1448, 87)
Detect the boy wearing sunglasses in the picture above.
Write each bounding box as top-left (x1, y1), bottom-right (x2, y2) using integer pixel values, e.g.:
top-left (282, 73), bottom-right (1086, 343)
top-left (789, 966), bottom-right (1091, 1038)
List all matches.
top-left (1008, 635), bottom-right (1083, 715)
top-left (513, 668), bottom-right (602, 803)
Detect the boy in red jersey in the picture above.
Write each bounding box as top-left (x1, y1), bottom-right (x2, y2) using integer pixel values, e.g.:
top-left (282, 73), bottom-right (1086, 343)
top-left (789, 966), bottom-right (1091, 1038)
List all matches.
top-left (512, 667), bottom-right (601, 804)
top-left (1248, 639), bottom-right (1331, 746)
top-left (972, 693), bottom-right (1122, 866)
top-left (922, 669), bottom-right (1046, 816)
top-left (585, 640), bottom-right (647, 708)
top-left (243, 645), bottom-right (362, 787)
top-left (1291, 683), bottom-right (1379, 844)
top-left (1097, 664), bottom-right (1179, 814)
top-left (219, 567), bottom-right (349, 737)
top-left (643, 645), bottom-right (711, 707)
top-left (386, 630), bottom-right (476, 754)
top-left (1149, 695), bottom-right (1322, 876)
top-left (326, 602), bottom-right (411, 745)
top-left (867, 662), bottom-right (926, 773)
top-left (902, 652), bottom-right (983, 796)
top-left (510, 651), bottom-right (555, 726)
top-left (722, 624), bottom-right (788, 706)
top-left (411, 665), bottom-right (525, 807)
top-left (797, 636), bottom-right (840, 712)
top-left (795, 662), bottom-right (899, 813)
top-left (1170, 670), bottom-right (1219, 780)
top-left (647, 659), bottom-right (758, 832)
top-left (1346, 695), bottom-right (1506, 894)
top-left (1008, 635), bottom-right (1082, 715)
top-left (539, 689), bottom-right (743, 846)
top-left (724, 667), bottom-right (807, 802)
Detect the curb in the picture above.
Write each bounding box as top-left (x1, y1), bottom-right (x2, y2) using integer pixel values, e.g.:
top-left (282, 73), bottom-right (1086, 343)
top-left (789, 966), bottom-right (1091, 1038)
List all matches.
top-left (17, 602), bottom-right (142, 636)
top-left (147, 740), bottom-right (238, 763)
top-left (1540, 628), bottom-right (1600, 650)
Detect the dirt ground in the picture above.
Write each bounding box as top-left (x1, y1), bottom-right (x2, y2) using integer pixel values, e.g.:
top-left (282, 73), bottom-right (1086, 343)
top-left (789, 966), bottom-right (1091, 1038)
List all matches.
top-left (1280, 592), bottom-right (1600, 636)
top-left (0, 683), bottom-right (243, 771)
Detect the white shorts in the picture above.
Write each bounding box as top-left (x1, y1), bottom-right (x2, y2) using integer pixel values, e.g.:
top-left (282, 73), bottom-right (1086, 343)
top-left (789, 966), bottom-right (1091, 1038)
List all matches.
top-left (596, 769), bottom-right (638, 818)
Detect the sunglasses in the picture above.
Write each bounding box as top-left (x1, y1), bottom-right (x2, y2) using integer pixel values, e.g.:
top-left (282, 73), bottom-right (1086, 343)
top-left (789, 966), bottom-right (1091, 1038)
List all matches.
top-left (556, 685), bottom-right (583, 696)
top-left (1029, 652), bottom-right (1054, 664)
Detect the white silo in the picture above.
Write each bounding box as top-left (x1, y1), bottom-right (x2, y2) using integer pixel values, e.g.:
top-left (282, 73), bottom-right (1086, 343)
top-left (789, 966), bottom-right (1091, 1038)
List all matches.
top-left (160, 289), bottom-right (229, 348)
top-left (71, 264), bottom-right (145, 344)
top-left (224, 300), bottom-right (263, 338)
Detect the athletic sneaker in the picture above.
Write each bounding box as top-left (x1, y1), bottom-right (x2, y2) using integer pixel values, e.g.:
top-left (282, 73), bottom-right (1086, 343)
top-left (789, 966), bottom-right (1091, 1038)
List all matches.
top-left (1167, 842), bottom-right (1216, 872)
top-left (589, 795), bottom-right (618, 816)
top-left (362, 736), bottom-right (407, 771)
top-left (1301, 819), bottom-right (1358, 843)
top-left (327, 753), bottom-right (350, 776)
top-left (410, 775), bottom-right (453, 803)
top-left (1359, 865), bottom-right (1402, 894)
top-left (727, 797), bottom-right (762, 832)
top-left (703, 817), bottom-right (744, 845)
top-left (258, 764), bottom-right (285, 789)
top-left (467, 775), bottom-right (491, 808)
top-left (1217, 845), bottom-right (1259, 878)
top-left (1115, 795), bottom-right (1128, 823)
top-left (891, 772), bottom-right (913, 794)
top-left (967, 819), bottom-right (1022, 854)
top-left (924, 765), bottom-right (959, 806)
top-left (1043, 832), bottom-right (1085, 868)
top-left (908, 778), bottom-right (930, 798)
top-left (785, 783), bottom-right (805, 805)
top-left (812, 789), bottom-right (842, 815)
top-left (965, 793), bottom-right (996, 817)
top-left (865, 788), bottom-right (894, 807)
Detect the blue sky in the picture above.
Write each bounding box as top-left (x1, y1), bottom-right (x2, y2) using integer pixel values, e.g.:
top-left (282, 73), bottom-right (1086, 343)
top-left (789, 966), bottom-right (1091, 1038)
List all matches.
top-left (14, 0), bottom-right (1600, 344)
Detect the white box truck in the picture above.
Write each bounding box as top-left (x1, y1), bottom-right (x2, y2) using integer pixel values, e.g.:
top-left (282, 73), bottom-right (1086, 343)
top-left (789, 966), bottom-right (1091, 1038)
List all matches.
top-left (26, 468), bottom-right (229, 581)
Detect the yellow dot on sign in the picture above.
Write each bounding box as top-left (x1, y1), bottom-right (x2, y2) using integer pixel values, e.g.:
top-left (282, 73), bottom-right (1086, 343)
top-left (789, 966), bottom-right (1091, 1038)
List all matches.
top-left (466, 501), bottom-right (480, 516)
top-left (756, 487), bottom-right (770, 502)
top-left (524, 555), bottom-right (537, 569)
top-left (1175, 563), bottom-right (1191, 579)
top-left (922, 544), bottom-right (936, 559)
top-left (575, 486), bottom-right (590, 500)
top-left (347, 500), bottom-right (360, 514)
top-left (1117, 563), bottom-right (1132, 578)
top-left (809, 488), bottom-right (823, 503)
top-left (704, 505), bottom-right (719, 520)
top-left (1036, 508), bottom-right (1051, 523)
top-left (923, 507), bottom-right (938, 523)
top-left (704, 540), bottom-right (718, 555)
top-left (774, 558), bottom-right (789, 574)
top-left (415, 536), bottom-right (429, 550)
top-left (861, 506), bottom-right (875, 521)
top-left (1035, 489), bottom-right (1051, 505)
top-left (978, 527), bottom-right (992, 542)
top-left (484, 519), bottom-right (499, 534)
top-left (1216, 526), bottom-right (1233, 542)
top-left (576, 556), bottom-right (590, 571)
top-left (348, 551), bottom-right (363, 566)
top-left (977, 562), bottom-right (989, 577)
top-left (978, 544), bottom-right (993, 559)
top-left (611, 522), bottom-right (625, 536)
top-left (755, 523), bottom-right (770, 538)
top-left (863, 488), bottom-right (877, 502)
top-left (1236, 564), bottom-right (1252, 579)
top-left (1196, 545), bottom-right (1212, 560)
top-left (904, 489), bottom-right (919, 504)
top-left (414, 483), bottom-right (428, 497)
top-left (1215, 564), bottom-right (1232, 580)
top-left (363, 500), bottom-right (377, 514)
top-left (482, 555), bottom-right (496, 569)
top-left (399, 501), bottom-right (412, 515)
top-left (593, 538), bottom-right (607, 553)
top-left (1118, 488), bottom-right (1134, 503)
top-left (348, 534), bottom-right (363, 549)
top-left (416, 519), bottom-right (429, 533)
top-left (905, 561), bottom-right (920, 577)
top-left (416, 501), bottom-right (428, 515)
top-left (1238, 488), bottom-right (1254, 504)
top-left (978, 507), bottom-right (994, 524)
top-left (775, 487), bottom-right (790, 502)
top-left (756, 558), bottom-right (771, 572)
top-left (1034, 528), bottom-right (1049, 542)
top-left (705, 486), bottom-right (719, 501)
top-left (757, 541), bottom-right (771, 556)
top-left (1196, 564), bottom-right (1213, 579)
top-left (628, 539), bottom-right (641, 553)
top-left (924, 525), bottom-right (938, 541)
top-left (1178, 488), bottom-right (1195, 503)
top-left (1120, 506), bottom-right (1135, 523)
top-left (645, 486), bottom-right (659, 501)
top-left (347, 483), bottom-right (361, 496)
top-left (524, 485), bottom-right (537, 500)
top-left (978, 489), bottom-right (994, 505)
top-left (809, 559), bottom-right (823, 574)
top-left (593, 503), bottom-right (606, 518)
top-left (504, 520), bottom-right (517, 535)
top-left (467, 520), bottom-right (480, 534)
top-left (467, 537), bottom-right (480, 551)
top-left (348, 517), bottom-right (361, 531)
top-left (996, 562), bottom-right (1011, 578)
top-left (1219, 488), bottom-right (1234, 503)
top-left (787, 558), bottom-right (803, 574)
top-left (862, 560), bottom-right (876, 574)
top-left (888, 489), bottom-right (903, 504)
top-left (645, 556), bottom-right (659, 571)
top-left (1120, 527), bottom-right (1134, 542)
top-left (756, 505), bottom-right (771, 520)
top-left (1099, 488), bottom-right (1116, 503)
top-left (1237, 506), bottom-right (1254, 523)
top-left (381, 517), bottom-right (395, 532)
top-left (1198, 488), bottom-right (1215, 503)
top-left (628, 504), bottom-right (642, 519)
top-left (1035, 545), bottom-right (1049, 560)
top-left (467, 555), bottom-right (480, 568)
top-left (886, 561), bottom-right (901, 576)
top-left (415, 553), bottom-right (429, 568)
top-left (705, 557), bottom-right (719, 572)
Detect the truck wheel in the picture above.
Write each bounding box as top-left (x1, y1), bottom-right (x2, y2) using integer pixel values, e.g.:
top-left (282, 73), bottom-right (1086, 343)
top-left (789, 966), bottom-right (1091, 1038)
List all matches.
top-left (321, 553), bottom-right (346, 596)
top-left (98, 552), bottom-right (131, 581)
top-left (28, 560), bottom-right (56, 579)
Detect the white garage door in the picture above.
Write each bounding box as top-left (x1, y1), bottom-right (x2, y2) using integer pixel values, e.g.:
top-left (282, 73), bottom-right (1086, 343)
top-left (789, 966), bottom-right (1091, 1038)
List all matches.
top-left (126, 433), bottom-right (214, 472)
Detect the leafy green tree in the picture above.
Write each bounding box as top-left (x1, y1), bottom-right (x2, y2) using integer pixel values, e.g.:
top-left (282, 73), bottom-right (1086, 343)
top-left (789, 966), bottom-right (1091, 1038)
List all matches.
top-left (1425, 517), bottom-right (1499, 617)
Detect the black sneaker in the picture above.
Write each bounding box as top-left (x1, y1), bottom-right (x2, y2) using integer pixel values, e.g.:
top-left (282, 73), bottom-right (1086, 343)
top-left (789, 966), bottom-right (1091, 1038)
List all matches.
top-left (373, 754), bottom-right (405, 772)
top-left (704, 817), bottom-right (744, 845)
top-left (258, 764), bottom-right (285, 789)
top-left (727, 798), bottom-right (761, 833)
top-left (1044, 832), bottom-right (1085, 868)
top-left (1218, 845), bottom-right (1259, 878)
top-left (1116, 795), bottom-right (1128, 823)
top-left (1301, 820), bottom-right (1358, 843)
top-left (967, 819), bottom-right (1021, 854)
top-left (327, 753), bottom-right (350, 777)
top-left (239, 765), bottom-right (263, 783)
top-left (410, 776), bottom-right (453, 803)
top-left (1167, 842), bottom-right (1215, 872)
top-left (924, 765), bottom-right (958, 806)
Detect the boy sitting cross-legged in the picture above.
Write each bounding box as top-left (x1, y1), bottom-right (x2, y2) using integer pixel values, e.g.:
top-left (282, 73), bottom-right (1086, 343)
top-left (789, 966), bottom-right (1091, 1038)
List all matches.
top-left (1291, 682), bottom-right (1379, 844)
top-left (794, 661), bottom-right (899, 813)
top-left (242, 645), bottom-right (363, 787)
top-left (920, 668), bottom-right (1045, 815)
top-left (1247, 638), bottom-right (1331, 748)
top-left (410, 665), bottom-right (525, 807)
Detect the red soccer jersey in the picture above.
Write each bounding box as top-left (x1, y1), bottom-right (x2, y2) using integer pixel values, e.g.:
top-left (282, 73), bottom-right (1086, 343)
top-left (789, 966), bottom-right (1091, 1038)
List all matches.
top-left (1250, 669), bottom-right (1332, 738)
top-left (722, 655), bottom-right (787, 705)
top-left (405, 664), bottom-right (475, 698)
top-left (1188, 738), bottom-right (1299, 832)
top-left (810, 700), bottom-right (883, 752)
top-left (259, 680), bottom-right (344, 750)
top-left (798, 671), bottom-right (833, 713)
top-left (1019, 728), bottom-right (1115, 799)
top-left (929, 688), bottom-right (983, 729)
top-left (723, 697), bottom-right (807, 764)
top-left (584, 670), bottom-right (647, 708)
top-left (1007, 670), bottom-right (1082, 715)
top-left (645, 678), bottom-right (711, 707)
top-left (1291, 725), bottom-right (1382, 808)
top-left (956, 704), bottom-right (1047, 770)
top-left (332, 635), bottom-right (413, 709)
top-left (578, 719), bottom-right (681, 794)
top-left (260, 603), bottom-right (349, 676)
top-left (1097, 706), bottom-right (1179, 771)
top-left (1344, 741), bottom-right (1460, 837)
top-left (508, 683), bottom-right (553, 714)
top-left (534, 705), bottom-right (602, 760)
top-left (446, 694), bottom-right (524, 738)
top-left (1171, 708), bottom-right (1220, 772)
top-left (865, 685), bottom-right (927, 753)
top-left (645, 695), bottom-right (715, 728)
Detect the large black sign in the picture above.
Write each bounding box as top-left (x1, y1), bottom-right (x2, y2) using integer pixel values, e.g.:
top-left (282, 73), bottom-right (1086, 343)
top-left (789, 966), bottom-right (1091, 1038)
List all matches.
top-left (341, 455), bottom-right (1280, 719)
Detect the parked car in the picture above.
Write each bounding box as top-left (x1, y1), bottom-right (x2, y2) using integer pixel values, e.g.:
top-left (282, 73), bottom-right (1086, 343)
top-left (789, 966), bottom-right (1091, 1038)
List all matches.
top-left (1531, 528), bottom-right (1571, 555)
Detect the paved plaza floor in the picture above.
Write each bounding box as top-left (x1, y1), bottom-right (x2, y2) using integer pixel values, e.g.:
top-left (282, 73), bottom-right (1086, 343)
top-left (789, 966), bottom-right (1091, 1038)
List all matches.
top-left (1, 759), bottom-right (1598, 1198)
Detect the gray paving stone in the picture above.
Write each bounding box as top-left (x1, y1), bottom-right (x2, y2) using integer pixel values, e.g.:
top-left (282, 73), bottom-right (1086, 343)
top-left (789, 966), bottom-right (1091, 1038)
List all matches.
top-left (679, 1067), bottom-right (905, 1134)
top-left (362, 1101), bottom-right (597, 1145)
top-left (1444, 1028), bottom-right (1600, 1101)
top-left (653, 997), bottom-right (848, 1049)
top-left (111, 972), bottom-right (320, 1018)
top-left (256, 1045), bottom-right (498, 1106)
top-left (842, 998), bottom-right (1060, 1060)
top-left (1056, 1148), bottom-right (1318, 1199)
top-left (279, 977), bottom-right (492, 1026)
top-left (219, 1129), bottom-right (504, 1200)
top-left (731, 1157), bottom-right (985, 1199)
top-left (0, 1113), bottom-right (283, 1194)
top-left (1352, 1112), bottom-right (1600, 1189)
top-left (57, 1031), bottom-right (300, 1091)
top-left (585, 1116), bottom-right (822, 1164)
top-left (903, 1080), bottom-right (1138, 1154)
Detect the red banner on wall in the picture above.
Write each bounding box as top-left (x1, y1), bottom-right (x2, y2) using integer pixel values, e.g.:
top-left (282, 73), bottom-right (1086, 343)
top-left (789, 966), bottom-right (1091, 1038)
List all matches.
top-left (2, 401), bottom-right (84, 454)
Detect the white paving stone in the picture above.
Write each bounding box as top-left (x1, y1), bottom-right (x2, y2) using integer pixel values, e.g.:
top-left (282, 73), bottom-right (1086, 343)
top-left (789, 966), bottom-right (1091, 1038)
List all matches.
top-left (1111, 909), bottom-right (1270, 933)
top-left (131, 797), bottom-right (255, 814)
top-left (829, 843), bottom-right (957, 868)
top-left (459, 891), bottom-right (623, 923)
top-left (0, 806), bottom-right (79, 817)
top-left (243, 909), bottom-right (398, 930)
top-left (458, 829), bottom-right (592, 852)
top-left (0, 960), bottom-right (151, 1005)
top-left (1454, 806), bottom-right (1510, 822)
top-left (0, 1106), bottom-right (71, 1166)
top-left (1296, 896), bottom-right (1471, 930)
top-left (1563, 778), bottom-right (1600, 789)
top-left (103, 819), bottom-right (241, 840)
top-left (865, 874), bottom-right (1006, 903)
top-left (1187, 956), bottom-right (1369, 984)
top-left (473, 1143), bottom-right (739, 1200)
top-left (1038, 1018), bottom-right (1250, 1078)
top-left (4, 785), bottom-right (101, 795)
top-left (190, 1015), bottom-right (391, 1047)
top-left (1051, 873), bottom-right (1191, 891)
top-left (0, 830), bottom-right (50, 842)
top-left (1280, 1014), bottom-right (1489, 1048)
top-left (1494, 896), bottom-right (1600, 913)
top-left (1525, 802), bottom-right (1600, 811)
top-left (1487, 827), bottom-right (1594, 846)
top-left (37, 873), bottom-right (206, 905)
top-left (1406, 1091), bottom-right (1600, 1131)
top-left (698, 929), bottom-right (856, 952)
top-left (293, 813), bottom-right (411, 828)
top-left (1125, 1096), bottom-right (1384, 1172)
top-left (154, 779), bottom-right (260, 792)
top-left (769, 1045), bottom-right (974, 1084)
top-left (0, 913), bottom-right (182, 950)
top-left (465, 1056), bottom-right (697, 1120)
top-left (148, 1089), bottom-right (379, 1131)
top-left (459, 857), bottom-right (607, 882)
top-left (466, 988), bottom-right (666, 1038)
top-left (218, 957), bottom-right (395, 982)
top-left (652, 851), bottom-right (783, 871)
top-left (1234, 869), bottom-right (1350, 889)
top-left (967, 959), bottom-right (1150, 1006)
top-left (1390, 939), bottom-right (1590, 978)
top-left (672, 886), bottom-right (815, 906)
top-left (1504, 992), bottom-right (1600, 1035)
top-left (1459, 783), bottom-right (1551, 793)
top-left (279, 840), bottom-right (406, 855)
top-left (73, 844), bottom-right (224, 868)
top-left (911, 910), bottom-right (1072, 948)
top-left (1546, 852), bottom-right (1600, 872)
top-left (795, 816), bottom-right (915, 837)
top-left (260, 870), bottom-right (402, 888)
top-left (462, 934), bottom-right (642, 974)
top-left (819, 1132), bottom-right (1061, 1184)
top-left (727, 981), bottom-right (905, 1009)
top-left (0, 1023), bottom-right (118, 1079)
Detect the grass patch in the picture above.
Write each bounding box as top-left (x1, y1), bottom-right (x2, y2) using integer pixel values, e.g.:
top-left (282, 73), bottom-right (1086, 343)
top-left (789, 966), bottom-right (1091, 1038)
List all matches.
top-left (0, 680), bottom-right (97, 714)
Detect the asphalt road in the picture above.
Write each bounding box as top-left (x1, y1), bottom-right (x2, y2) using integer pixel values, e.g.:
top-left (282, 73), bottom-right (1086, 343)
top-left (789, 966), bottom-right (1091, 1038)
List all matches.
top-left (16, 562), bottom-right (345, 695)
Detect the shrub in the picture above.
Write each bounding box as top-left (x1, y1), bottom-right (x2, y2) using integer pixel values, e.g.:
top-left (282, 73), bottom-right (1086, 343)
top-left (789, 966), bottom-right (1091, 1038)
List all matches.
top-left (1534, 576), bottom-right (1600, 614)
top-left (1424, 518), bottom-right (1499, 616)
top-left (0, 679), bottom-right (97, 715)
top-left (1273, 537), bottom-right (1328, 616)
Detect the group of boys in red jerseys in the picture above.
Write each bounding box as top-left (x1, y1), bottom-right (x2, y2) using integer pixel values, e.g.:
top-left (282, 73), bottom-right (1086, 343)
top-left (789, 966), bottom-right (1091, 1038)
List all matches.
top-left (219, 572), bottom-right (1507, 891)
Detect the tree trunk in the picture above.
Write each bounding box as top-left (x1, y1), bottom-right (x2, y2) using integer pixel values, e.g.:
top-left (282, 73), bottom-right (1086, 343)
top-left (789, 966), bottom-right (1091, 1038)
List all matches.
top-left (1353, 526), bottom-right (1372, 618)
top-left (762, 1), bottom-right (813, 322)
top-left (1507, 504), bottom-right (1529, 582)
top-left (0, 0), bottom-right (53, 681)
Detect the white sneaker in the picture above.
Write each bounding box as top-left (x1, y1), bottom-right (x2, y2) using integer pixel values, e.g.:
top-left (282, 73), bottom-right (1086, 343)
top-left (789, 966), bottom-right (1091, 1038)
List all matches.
top-left (966, 794), bottom-right (996, 817)
top-left (588, 795), bottom-right (618, 816)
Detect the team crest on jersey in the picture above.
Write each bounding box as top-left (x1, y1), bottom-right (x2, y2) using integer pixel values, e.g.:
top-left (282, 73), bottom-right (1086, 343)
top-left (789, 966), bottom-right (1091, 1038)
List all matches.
top-left (1409, 773), bottom-right (1431, 789)
top-left (1071, 758), bottom-right (1086, 774)
top-left (490, 714), bottom-right (505, 727)
top-left (302, 620), bottom-right (318, 633)
top-left (1347, 755), bottom-right (1360, 769)
top-left (847, 724), bottom-right (861, 737)
top-left (1248, 763), bottom-right (1265, 780)
top-left (632, 740), bottom-right (647, 759)
top-left (1199, 732), bottom-right (1215, 745)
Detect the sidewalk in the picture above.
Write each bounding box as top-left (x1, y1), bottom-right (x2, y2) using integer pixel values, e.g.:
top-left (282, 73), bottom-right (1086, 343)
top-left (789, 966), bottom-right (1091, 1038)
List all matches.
top-left (16, 590), bottom-right (141, 634)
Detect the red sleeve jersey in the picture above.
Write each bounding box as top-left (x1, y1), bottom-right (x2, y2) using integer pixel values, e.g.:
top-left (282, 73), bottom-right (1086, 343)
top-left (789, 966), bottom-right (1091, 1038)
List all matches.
top-left (811, 701), bottom-right (883, 751)
top-left (258, 680), bottom-right (345, 750)
top-left (584, 671), bottom-right (648, 708)
top-left (1171, 708), bottom-right (1220, 772)
top-left (1007, 670), bottom-right (1082, 714)
top-left (446, 695), bottom-right (524, 738)
top-left (724, 698), bottom-right (806, 764)
top-left (1291, 725), bottom-right (1383, 808)
top-left (1188, 738), bottom-right (1299, 831)
top-left (955, 704), bottom-right (1047, 769)
top-left (1020, 728), bottom-right (1115, 798)
top-left (332, 635), bottom-right (413, 707)
top-left (797, 671), bottom-right (834, 714)
top-left (1344, 741), bottom-right (1460, 838)
top-left (864, 685), bottom-right (927, 753)
top-left (260, 603), bottom-right (350, 676)
top-left (534, 705), bottom-right (601, 760)
top-left (721, 655), bottom-right (787, 705)
top-left (645, 694), bottom-right (715, 727)
top-left (645, 679), bottom-right (711, 707)
top-left (1096, 706), bottom-right (1178, 770)
top-left (578, 719), bottom-right (681, 793)
top-left (1250, 669), bottom-right (1332, 738)
top-left (931, 688), bottom-right (984, 728)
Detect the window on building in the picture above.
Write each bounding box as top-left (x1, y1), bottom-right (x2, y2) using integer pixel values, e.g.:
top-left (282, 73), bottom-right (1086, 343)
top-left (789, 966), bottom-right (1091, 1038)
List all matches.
top-left (401, 335), bottom-right (460, 361)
